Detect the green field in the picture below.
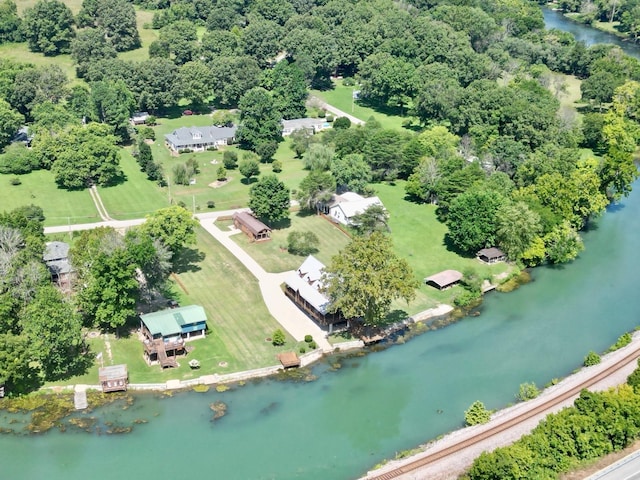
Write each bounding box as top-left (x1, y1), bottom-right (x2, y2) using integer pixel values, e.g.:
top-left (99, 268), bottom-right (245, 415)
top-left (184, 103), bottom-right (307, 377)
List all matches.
top-left (374, 182), bottom-right (513, 314)
top-left (0, 169), bottom-right (99, 226)
top-left (98, 149), bottom-right (169, 219)
top-left (230, 212), bottom-right (351, 273)
top-left (311, 79), bottom-right (413, 131)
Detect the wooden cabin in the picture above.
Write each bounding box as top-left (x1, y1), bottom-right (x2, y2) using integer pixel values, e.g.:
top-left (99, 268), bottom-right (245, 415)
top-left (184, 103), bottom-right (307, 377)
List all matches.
top-left (425, 270), bottom-right (463, 290)
top-left (140, 305), bottom-right (207, 368)
top-left (233, 211), bottom-right (272, 242)
top-left (99, 364), bottom-right (128, 392)
top-left (284, 255), bottom-right (347, 333)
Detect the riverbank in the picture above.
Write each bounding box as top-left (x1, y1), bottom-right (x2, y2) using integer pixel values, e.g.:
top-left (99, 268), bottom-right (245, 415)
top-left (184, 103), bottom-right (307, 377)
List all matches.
top-left (362, 329), bottom-right (640, 480)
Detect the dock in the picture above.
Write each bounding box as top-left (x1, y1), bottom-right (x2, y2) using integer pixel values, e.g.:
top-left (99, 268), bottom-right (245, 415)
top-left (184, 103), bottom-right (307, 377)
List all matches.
top-left (74, 386), bottom-right (88, 410)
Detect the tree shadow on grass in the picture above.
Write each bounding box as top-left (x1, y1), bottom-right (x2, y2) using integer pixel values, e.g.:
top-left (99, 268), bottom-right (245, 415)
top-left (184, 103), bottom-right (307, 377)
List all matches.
top-left (270, 218), bottom-right (292, 230)
top-left (385, 309), bottom-right (409, 325)
top-left (442, 233), bottom-right (475, 258)
top-left (240, 177), bottom-right (258, 185)
top-left (173, 247), bottom-right (205, 273)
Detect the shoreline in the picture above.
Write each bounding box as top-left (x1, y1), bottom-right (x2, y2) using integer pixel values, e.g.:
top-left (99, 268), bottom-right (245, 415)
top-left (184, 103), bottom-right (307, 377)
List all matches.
top-left (361, 330), bottom-right (640, 480)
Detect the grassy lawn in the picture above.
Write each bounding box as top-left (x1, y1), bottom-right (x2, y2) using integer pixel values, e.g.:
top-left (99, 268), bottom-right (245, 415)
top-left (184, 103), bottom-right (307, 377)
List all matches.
top-left (311, 79), bottom-right (412, 131)
top-left (98, 148), bottom-right (169, 219)
top-left (149, 114), bottom-right (308, 211)
top-left (374, 181), bottom-right (514, 314)
top-left (51, 225), bottom-right (302, 385)
top-left (229, 211), bottom-right (351, 273)
top-left (0, 170), bottom-right (99, 226)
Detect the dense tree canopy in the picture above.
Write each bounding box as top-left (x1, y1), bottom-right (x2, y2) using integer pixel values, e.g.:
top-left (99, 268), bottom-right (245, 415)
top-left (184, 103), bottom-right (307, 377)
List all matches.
top-left (23, 0), bottom-right (75, 55)
top-left (248, 174), bottom-right (290, 223)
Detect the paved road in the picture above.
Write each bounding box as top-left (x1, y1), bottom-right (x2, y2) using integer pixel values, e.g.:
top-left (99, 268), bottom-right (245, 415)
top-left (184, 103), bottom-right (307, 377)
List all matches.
top-left (587, 450), bottom-right (640, 480)
top-left (309, 95), bottom-right (365, 126)
top-left (44, 209), bottom-right (334, 352)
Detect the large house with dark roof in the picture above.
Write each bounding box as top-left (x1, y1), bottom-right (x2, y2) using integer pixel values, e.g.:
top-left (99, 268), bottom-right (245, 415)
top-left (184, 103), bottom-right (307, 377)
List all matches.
top-left (283, 255), bottom-right (346, 332)
top-left (164, 125), bottom-right (237, 152)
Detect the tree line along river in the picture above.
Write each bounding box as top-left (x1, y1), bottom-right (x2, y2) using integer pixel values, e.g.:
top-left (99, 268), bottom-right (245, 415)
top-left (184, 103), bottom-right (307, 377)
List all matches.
top-left (2, 12), bottom-right (640, 480)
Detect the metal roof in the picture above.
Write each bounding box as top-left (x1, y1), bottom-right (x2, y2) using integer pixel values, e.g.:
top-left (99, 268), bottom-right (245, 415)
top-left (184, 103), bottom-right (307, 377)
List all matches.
top-left (164, 125), bottom-right (237, 149)
top-left (233, 211), bottom-right (271, 235)
top-left (424, 270), bottom-right (463, 288)
top-left (140, 305), bottom-right (207, 337)
top-left (285, 255), bottom-right (331, 314)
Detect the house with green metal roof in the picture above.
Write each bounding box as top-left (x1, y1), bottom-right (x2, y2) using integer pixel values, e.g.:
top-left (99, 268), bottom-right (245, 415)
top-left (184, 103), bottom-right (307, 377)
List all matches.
top-left (139, 305), bottom-right (207, 367)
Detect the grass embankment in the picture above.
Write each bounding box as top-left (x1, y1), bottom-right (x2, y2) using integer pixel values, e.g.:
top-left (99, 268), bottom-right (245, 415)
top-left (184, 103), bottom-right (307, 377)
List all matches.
top-left (311, 79), bottom-right (412, 131)
top-left (0, 169), bottom-right (99, 226)
top-left (230, 211), bottom-right (352, 273)
top-left (375, 182), bottom-right (513, 314)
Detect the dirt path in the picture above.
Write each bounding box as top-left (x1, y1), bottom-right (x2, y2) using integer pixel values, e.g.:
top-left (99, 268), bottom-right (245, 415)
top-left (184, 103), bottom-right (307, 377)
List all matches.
top-left (89, 185), bottom-right (113, 221)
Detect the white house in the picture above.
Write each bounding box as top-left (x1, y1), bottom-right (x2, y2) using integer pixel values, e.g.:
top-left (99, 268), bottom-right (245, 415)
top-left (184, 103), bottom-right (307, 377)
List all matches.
top-left (281, 118), bottom-right (331, 136)
top-left (164, 125), bottom-right (237, 152)
top-left (328, 192), bottom-right (384, 226)
top-left (130, 112), bottom-right (150, 125)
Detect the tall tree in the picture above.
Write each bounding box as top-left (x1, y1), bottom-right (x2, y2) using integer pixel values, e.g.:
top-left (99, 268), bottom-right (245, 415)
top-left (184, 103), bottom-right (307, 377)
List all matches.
top-left (248, 174), bottom-right (290, 223)
top-left (71, 28), bottom-right (117, 78)
top-left (0, 0), bottom-right (22, 44)
top-left (141, 206), bottom-right (199, 257)
top-left (23, 0), bottom-right (75, 55)
top-left (236, 87), bottom-right (282, 150)
top-left (331, 153), bottom-right (372, 194)
top-left (322, 232), bottom-right (417, 327)
top-left (264, 60), bottom-right (308, 119)
top-left (495, 202), bottom-right (542, 261)
top-left (0, 98), bottom-right (22, 148)
top-left (77, 0), bottom-right (140, 52)
top-left (296, 170), bottom-right (336, 212)
top-left (351, 204), bottom-right (390, 236)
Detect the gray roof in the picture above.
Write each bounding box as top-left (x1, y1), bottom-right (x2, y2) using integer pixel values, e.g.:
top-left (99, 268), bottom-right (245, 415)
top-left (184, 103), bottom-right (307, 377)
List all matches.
top-left (282, 118), bottom-right (330, 131)
top-left (43, 241), bottom-right (69, 261)
top-left (424, 270), bottom-right (463, 288)
top-left (477, 247), bottom-right (505, 260)
top-left (164, 125), bottom-right (237, 149)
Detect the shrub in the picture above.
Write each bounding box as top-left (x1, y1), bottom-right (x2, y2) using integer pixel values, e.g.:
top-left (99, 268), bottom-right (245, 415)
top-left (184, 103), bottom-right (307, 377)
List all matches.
top-left (516, 382), bottom-right (540, 402)
top-left (0, 144), bottom-right (39, 174)
top-left (10, 177), bottom-right (21, 185)
top-left (287, 231), bottom-right (320, 256)
top-left (627, 359), bottom-right (640, 393)
top-left (308, 341), bottom-right (317, 349)
top-left (607, 332), bottom-right (632, 353)
top-left (304, 335), bottom-right (313, 343)
top-left (207, 200), bottom-right (215, 209)
top-left (584, 351), bottom-right (601, 366)
top-left (272, 329), bottom-right (285, 346)
top-left (299, 346), bottom-right (306, 354)
top-left (326, 115), bottom-right (334, 122)
top-left (333, 117), bottom-right (351, 130)
top-left (136, 125), bottom-right (155, 140)
top-left (146, 115), bottom-right (157, 126)
top-left (272, 159), bottom-right (282, 173)
top-left (342, 77), bottom-right (355, 86)
top-left (216, 165), bottom-right (227, 181)
top-left (465, 400), bottom-right (491, 426)
top-left (186, 157), bottom-right (200, 174)
top-left (180, 148), bottom-right (193, 153)
top-left (454, 290), bottom-right (481, 307)
top-left (223, 150), bottom-right (238, 169)
top-left (207, 146), bottom-right (217, 151)
top-left (172, 164), bottom-right (190, 185)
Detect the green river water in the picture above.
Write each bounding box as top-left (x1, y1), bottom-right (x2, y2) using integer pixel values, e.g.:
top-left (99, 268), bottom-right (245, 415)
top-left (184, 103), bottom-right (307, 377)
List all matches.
top-left (2, 187), bottom-right (639, 480)
top-left (4, 16), bottom-right (640, 480)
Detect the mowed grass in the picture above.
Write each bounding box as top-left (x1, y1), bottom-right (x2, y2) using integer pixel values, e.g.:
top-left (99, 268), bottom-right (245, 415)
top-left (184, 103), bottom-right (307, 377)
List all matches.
top-left (230, 212), bottom-right (351, 273)
top-left (311, 79), bottom-right (411, 131)
top-left (0, 170), bottom-right (99, 226)
top-left (98, 148), bottom-right (169, 219)
top-left (374, 182), bottom-right (513, 314)
top-left (149, 114), bottom-right (308, 211)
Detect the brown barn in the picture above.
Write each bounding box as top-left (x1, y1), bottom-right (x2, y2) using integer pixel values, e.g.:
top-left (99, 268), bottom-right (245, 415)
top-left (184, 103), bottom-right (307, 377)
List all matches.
top-left (233, 211), bottom-right (272, 242)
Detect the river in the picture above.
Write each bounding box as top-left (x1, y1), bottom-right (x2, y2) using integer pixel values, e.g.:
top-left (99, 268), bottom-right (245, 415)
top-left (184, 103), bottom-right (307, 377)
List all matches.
top-left (3, 12), bottom-right (640, 480)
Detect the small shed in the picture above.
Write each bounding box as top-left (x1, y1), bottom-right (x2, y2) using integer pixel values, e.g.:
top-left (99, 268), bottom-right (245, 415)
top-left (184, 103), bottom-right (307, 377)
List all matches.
top-left (233, 211), bottom-right (272, 242)
top-left (278, 352), bottom-right (300, 368)
top-left (477, 247), bottom-right (506, 264)
top-left (98, 364), bottom-right (128, 392)
top-left (425, 270), bottom-right (463, 290)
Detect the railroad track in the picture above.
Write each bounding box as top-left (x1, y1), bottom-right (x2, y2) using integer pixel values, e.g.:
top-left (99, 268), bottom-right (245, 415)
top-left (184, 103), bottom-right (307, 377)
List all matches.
top-left (368, 343), bottom-right (640, 480)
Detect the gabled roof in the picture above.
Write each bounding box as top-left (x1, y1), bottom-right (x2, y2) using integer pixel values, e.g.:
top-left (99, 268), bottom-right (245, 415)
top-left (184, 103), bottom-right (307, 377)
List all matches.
top-left (424, 270), bottom-right (463, 288)
top-left (164, 125), bottom-right (237, 148)
top-left (331, 195), bottom-right (383, 219)
top-left (43, 241), bottom-right (69, 262)
top-left (233, 211), bottom-right (271, 235)
top-left (477, 247), bottom-right (506, 259)
top-left (140, 305), bottom-right (207, 337)
top-left (99, 364), bottom-right (128, 381)
top-left (282, 118), bottom-right (329, 131)
top-left (285, 255), bottom-right (331, 314)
